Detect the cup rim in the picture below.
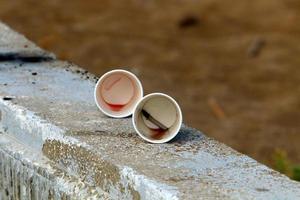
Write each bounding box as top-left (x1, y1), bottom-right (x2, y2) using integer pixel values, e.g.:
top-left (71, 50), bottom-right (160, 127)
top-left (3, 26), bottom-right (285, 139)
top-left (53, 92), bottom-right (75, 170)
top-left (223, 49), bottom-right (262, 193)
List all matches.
top-left (94, 69), bottom-right (143, 118)
top-left (132, 93), bottom-right (182, 143)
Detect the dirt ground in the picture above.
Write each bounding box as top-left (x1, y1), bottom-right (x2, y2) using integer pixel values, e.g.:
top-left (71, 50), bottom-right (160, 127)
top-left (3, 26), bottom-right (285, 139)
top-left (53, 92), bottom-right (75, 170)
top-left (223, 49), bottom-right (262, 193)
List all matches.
top-left (0, 0), bottom-right (299, 167)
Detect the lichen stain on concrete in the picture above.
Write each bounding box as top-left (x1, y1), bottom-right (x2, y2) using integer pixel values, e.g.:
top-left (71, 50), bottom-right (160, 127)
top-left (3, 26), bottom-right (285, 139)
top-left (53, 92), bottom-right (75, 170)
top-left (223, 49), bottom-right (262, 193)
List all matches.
top-left (42, 139), bottom-right (140, 199)
top-left (42, 139), bottom-right (120, 186)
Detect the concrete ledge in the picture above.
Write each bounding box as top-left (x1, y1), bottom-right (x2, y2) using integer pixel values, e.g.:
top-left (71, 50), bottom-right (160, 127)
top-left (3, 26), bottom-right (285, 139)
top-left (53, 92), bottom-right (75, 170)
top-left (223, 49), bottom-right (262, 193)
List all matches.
top-left (1, 21), bottom-right (300, 199)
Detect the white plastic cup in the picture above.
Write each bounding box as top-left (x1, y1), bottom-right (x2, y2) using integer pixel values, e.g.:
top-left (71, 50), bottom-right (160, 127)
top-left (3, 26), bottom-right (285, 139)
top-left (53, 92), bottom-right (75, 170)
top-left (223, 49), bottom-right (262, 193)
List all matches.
top-left (133, 93), bottom-right (182, 143)
top-left (94, 69), bottom-right (143, 118)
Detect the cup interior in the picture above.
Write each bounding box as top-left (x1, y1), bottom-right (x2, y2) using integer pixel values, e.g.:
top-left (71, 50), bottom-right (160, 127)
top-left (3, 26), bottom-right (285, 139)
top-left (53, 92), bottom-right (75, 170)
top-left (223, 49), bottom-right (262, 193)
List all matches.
top-left (95, 70), bottom-right (143, 118)
top-left (133, 93), bottom-right (182, 143)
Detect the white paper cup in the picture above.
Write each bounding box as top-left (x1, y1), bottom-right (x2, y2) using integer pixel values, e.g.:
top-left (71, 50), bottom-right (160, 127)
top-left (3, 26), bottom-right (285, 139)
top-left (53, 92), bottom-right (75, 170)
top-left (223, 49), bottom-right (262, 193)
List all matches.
top-left (133, 93), bottom-right (182, 143)
top-left (94, 69), bottom-right (143, 118)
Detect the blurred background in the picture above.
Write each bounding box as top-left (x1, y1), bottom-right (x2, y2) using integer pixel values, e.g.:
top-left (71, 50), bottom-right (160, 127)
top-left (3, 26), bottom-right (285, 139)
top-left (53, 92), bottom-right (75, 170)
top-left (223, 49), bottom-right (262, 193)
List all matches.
top-left (0, 0), bottom-right (299, 179)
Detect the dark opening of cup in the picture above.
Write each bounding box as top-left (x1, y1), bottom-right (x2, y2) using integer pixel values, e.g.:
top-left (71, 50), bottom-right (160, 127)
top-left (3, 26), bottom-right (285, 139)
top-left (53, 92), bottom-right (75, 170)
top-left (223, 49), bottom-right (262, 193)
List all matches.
top-left (133, 93), bottom-right (182, 143)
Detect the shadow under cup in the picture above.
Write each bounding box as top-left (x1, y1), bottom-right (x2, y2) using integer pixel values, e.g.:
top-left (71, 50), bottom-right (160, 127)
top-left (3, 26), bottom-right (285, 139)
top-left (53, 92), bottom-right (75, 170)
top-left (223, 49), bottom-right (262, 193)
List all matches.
top-left (133, 93), bottom-right (182, 143)
top-left (94, 70), bottom-right (143, 118)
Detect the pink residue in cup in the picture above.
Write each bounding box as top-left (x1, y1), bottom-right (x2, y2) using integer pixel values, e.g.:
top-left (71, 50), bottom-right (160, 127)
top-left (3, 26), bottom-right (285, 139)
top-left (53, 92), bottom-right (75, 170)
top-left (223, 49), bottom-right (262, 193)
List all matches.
top-left (100, 73), bottom-right (134, 111)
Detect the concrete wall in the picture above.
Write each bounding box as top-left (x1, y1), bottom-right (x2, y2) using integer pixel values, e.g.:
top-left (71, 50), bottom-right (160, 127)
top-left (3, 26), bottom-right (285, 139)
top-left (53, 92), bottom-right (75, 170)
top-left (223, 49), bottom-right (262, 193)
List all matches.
top-left (0, 22), bottom-right (300, 200)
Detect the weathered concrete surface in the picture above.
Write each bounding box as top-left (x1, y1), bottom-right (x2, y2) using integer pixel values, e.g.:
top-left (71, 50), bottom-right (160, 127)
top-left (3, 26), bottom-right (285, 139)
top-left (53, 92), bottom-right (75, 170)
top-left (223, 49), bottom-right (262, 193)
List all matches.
top-left (1, 21), bottom-right (300, 200)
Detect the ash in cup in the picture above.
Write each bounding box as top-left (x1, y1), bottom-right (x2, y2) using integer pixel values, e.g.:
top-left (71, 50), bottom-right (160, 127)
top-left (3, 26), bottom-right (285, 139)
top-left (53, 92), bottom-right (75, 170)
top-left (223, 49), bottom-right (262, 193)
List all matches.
top-left (133, 93), bottom-right (182, 143)
top-left (94, 69), bottom-right (143, 118)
